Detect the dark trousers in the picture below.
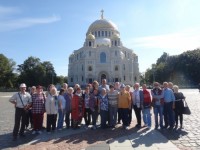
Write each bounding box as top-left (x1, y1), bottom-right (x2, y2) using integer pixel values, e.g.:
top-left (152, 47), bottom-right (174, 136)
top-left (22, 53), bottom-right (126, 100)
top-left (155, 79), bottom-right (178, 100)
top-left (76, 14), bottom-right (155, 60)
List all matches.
top-left (46, 114), bottom-right (57, 132)
top-left (65, 111), bottom-right (71, 128)
top-left (128, 107), bottom-right (132, 125)
top-left (133, 105), bottom-right (142, 126)
top-left (84, 108), bottom-right (91, 126)
top-left (118, 108), bottom-right (122, 123)
top-left (25, 109), bottom-right (33, 128)
top-left (13, 108), bottom-right (27, 137)
top-left (91, 110), bottom-right (98, 126)
top-left (121, 108), bottom-right (129, 126)
top-left (33, 113), bottom-right (43, 131)
top-left (163, 101), bottom-right (174, 128)
top-left (175, 111), bottom-right (183, 127)
top-left (100, 110), bottom-right (108, 128)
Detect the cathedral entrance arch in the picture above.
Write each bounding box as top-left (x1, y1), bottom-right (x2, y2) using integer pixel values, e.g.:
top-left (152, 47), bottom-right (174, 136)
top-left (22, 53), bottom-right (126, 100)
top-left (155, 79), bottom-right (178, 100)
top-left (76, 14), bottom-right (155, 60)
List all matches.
top-left (98, 71), bottom-right (109, 83)
top-left (101, 74), bottom-right (106, 80)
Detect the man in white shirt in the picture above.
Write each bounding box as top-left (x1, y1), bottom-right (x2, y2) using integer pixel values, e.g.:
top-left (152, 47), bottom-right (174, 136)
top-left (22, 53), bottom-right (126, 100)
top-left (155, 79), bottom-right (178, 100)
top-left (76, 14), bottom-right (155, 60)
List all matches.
top-left (9, 83), bottom-right (32, 141)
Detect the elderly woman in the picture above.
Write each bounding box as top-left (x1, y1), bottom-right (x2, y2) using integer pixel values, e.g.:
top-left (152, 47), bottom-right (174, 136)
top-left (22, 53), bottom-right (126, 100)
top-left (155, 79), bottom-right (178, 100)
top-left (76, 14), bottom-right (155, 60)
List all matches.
top-left (118, 84), bottom-right (131, 130)
top-left (45, 87), bottom-right (58, 133)
top-left (99, 88), bottom-right (109, 129)
top-left (64, 87), bottom-right (74, 129)
top-left (173, 85), bottom-right (185, 129)
top-left (31, 85), bottom-right (45, 134)
top-left (57, 88), bottom-right (66, 130)
top-left (89, 89), bottom-right (99, 130)
top-left (71, 87), bottom-right (84, 129)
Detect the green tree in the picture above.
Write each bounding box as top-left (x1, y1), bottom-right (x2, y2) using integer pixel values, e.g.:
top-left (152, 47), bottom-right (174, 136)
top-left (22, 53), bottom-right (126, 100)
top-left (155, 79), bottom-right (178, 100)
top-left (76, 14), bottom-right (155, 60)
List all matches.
top-left (17, 56), bottom-right (56, 87)
top-left (0, 54), bottom-right (16, 88)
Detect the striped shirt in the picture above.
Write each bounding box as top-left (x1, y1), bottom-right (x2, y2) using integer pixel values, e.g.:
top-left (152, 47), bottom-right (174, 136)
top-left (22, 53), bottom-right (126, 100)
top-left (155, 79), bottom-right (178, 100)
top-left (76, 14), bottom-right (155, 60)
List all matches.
top-left (107, 90), bottom-right (119, 107)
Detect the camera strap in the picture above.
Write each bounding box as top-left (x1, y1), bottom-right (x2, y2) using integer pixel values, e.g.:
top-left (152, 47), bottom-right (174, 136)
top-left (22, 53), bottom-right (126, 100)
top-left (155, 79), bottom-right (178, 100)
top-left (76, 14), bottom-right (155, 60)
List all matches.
top-left (18, 92), bottom-right (25, 107)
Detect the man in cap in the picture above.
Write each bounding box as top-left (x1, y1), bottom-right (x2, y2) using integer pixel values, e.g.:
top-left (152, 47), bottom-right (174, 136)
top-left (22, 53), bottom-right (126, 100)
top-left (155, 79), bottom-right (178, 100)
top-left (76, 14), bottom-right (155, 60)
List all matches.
top-left (9, 83), bottom-right (32, 141)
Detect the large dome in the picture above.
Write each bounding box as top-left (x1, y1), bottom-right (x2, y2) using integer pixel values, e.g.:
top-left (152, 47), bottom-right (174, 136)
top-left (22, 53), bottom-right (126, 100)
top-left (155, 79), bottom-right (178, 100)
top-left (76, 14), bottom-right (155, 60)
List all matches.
top-left (87, 18), bottom-right (119, 34)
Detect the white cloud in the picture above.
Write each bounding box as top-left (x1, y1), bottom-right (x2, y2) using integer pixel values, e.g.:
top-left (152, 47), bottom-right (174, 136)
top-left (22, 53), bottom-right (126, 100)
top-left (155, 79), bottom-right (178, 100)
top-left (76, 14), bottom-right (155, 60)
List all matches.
top-left (0, 6), bottom-right (61, 32)
top-left (0, 15), bottom-right (61, 32)
top-left (0, 5), bottom-right (20, 15)
top-left (125, 28), bottom-right (200, 54)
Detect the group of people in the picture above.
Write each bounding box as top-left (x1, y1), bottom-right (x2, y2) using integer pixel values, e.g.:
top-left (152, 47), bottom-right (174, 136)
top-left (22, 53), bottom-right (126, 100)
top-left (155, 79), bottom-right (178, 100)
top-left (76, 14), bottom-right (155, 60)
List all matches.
top-left (9, 80), bottom-right (186, 141)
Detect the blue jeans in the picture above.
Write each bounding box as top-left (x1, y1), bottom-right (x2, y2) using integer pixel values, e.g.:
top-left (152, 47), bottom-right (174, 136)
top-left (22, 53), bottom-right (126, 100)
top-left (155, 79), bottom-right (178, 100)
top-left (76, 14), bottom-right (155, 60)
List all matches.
top-left (109, 105), bottom-right (118, 126)
top-left (142, 108), bottom-right (151, 127)
top-left (153, 105), bottom-right (164, 128)
top-left (57, 109), bottom-right (65, 129)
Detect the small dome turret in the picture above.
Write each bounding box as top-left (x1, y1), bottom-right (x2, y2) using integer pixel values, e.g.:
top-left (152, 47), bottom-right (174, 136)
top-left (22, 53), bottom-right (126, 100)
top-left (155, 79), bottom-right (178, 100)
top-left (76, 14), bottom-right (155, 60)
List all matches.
top-left (111, 33), bottom-right (120, 39)
top-left (87, 32), bottom-right (95, 40)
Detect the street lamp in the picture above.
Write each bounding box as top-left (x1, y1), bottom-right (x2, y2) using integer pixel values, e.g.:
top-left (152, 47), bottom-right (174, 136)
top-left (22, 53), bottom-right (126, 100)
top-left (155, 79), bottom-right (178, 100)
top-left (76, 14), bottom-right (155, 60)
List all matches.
top-left (152, 64), bottom-right (156, 83)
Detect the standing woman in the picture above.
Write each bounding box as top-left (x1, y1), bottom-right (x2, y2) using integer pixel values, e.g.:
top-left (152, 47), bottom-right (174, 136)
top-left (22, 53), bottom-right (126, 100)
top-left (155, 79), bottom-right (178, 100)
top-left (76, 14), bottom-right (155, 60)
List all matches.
top-left (118, 84), bottom-right (131, 130)
top-left (45, 87), bottom-right (58, 133)
top-left (99, 88), bottom-right (109, 129)
top-left (89, 89), bottom-right (99, 130)
top-left (31, 85), bottom-right (45, 134)
top-left (71, 87), bottom-right (84, 129)
top-left (82, 86), bottom-right (91, 128)
top-left (57, 88), bottom-right (66, 130)
top-left (107, 84), bottom-right (119, 128)
top-left (64, 87), bottom-right (73, 129)
top-left (173, 85), bottom-right (185, 129)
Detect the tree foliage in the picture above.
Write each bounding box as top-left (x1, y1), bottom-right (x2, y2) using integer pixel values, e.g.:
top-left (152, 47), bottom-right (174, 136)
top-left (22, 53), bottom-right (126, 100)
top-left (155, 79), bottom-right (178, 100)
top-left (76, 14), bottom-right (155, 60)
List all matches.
top-left (0, 54), bottom-right (16, 88)
top-left (17, 56), bottom-right (56, 88)
top-left (145, 49), bottom-right (200, 86)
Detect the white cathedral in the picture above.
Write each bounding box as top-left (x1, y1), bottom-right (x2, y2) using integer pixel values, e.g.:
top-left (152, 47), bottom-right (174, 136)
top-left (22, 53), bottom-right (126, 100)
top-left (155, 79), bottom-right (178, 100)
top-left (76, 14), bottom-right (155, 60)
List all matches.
top-left (68, 11), bottom-right (140, 86)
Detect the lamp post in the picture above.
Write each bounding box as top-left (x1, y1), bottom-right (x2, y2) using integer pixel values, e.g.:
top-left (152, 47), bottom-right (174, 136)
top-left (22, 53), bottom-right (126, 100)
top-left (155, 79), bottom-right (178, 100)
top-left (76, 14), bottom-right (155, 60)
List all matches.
top-left (152, 64), bottom-right (156, 83)
top-left (50, 71), bottom-right (54, 84)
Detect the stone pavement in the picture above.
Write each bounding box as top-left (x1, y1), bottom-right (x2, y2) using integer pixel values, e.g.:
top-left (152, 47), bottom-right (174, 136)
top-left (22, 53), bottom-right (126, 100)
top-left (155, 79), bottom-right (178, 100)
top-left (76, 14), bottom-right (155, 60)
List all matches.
top-left (0, 89), bottom-right (200, 150)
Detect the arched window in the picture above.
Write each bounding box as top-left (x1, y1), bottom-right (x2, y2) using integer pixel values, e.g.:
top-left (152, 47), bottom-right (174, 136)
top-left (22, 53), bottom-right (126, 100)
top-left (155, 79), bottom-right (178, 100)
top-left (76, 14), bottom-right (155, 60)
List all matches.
top-left (89, 51), bottom-right (91, 57)
top-left (115, 66), bottom-right (118, 71)
top-left (123, 64), bottom-right (125, 70)
top-left (115, 40), bottom-right (117, 46)
top-left (88, 66), bottom-right (92, 71)
top-left (100, 52), bottom-right (106, 63)
top-left (89, 41), bottom-right (91, 47)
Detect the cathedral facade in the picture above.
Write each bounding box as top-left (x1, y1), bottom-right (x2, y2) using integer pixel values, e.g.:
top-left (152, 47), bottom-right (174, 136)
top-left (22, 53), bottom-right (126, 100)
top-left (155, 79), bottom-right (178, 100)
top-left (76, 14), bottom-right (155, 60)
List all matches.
top-left (68, 12), bottom-right (139, 86)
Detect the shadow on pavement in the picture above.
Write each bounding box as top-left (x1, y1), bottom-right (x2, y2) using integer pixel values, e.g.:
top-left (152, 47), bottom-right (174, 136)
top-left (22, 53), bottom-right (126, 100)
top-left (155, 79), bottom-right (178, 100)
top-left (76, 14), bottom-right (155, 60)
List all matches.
top-left (159, 128), bottom-right (188, 140)
top-left (0, 129), bottom-right (40, 149)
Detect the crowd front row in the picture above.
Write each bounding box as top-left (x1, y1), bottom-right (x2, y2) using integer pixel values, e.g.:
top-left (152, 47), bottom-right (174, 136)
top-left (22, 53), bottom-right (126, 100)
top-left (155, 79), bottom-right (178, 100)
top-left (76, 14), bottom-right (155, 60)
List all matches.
top-left (9, 80), bottom-right (186, 141)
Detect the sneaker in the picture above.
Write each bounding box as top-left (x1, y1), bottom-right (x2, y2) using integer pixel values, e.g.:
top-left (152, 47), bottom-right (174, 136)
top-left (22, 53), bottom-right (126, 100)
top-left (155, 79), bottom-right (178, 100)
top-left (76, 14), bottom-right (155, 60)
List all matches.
top-left (38, 131), bottom-right (42, 134)
top-left (32, 131), bottom-right (36, 135)
top-left (125, 126), bottom-right (129, 130)
top-left (147, 126), bottom-right (151, 129)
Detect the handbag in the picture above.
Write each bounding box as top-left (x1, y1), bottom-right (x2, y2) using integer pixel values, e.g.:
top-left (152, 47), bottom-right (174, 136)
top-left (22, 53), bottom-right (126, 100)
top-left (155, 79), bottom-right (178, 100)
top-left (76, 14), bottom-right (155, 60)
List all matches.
top-left (182, 99), bottom-right (191, 115)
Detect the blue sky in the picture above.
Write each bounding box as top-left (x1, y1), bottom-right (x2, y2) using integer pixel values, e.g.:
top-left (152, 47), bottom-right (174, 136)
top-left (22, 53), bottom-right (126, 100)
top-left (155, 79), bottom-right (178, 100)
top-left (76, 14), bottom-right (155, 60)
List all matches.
top-left (1, 0), bottom-right (200, 76)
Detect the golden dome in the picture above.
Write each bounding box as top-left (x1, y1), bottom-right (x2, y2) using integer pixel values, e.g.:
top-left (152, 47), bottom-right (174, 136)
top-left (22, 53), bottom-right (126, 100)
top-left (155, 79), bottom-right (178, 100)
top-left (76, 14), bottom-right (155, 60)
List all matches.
top-left (111, 33), bottom-right (120, 39)
top-left (87, 18), bottom-right (119, 34)
top-left (87, 32), bottom-right (95, 40)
